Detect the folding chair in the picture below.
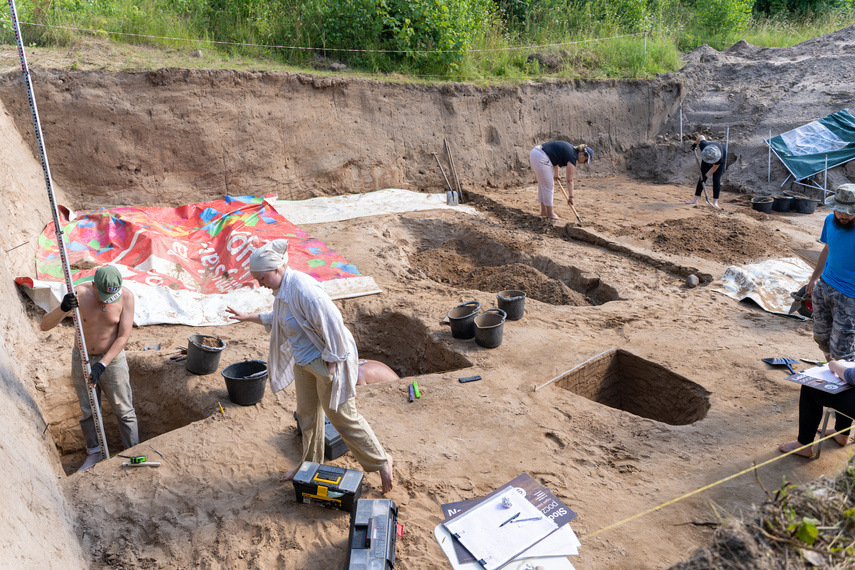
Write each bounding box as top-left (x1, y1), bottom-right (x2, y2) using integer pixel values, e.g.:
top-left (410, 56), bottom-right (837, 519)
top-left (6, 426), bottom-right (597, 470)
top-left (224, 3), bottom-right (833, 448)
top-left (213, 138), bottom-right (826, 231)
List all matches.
top-left (814, 409), bottom-right (855, 459)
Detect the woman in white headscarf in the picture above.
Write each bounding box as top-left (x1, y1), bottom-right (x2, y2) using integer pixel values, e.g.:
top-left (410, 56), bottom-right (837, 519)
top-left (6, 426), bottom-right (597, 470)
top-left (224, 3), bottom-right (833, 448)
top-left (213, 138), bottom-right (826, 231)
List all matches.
top-left (227, 239), bottom-right (394, 493)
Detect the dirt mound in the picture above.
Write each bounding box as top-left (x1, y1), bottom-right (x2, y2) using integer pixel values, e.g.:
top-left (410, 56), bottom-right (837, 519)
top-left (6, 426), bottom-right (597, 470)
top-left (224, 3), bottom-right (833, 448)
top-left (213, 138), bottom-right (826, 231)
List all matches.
top-left (620, 215), bottom-right (792, 264)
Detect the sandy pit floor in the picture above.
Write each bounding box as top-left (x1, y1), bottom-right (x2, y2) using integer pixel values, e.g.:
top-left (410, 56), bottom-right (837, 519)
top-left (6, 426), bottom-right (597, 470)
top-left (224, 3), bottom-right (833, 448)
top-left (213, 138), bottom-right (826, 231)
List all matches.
top-left (28, 173), bottom-right (845, 569)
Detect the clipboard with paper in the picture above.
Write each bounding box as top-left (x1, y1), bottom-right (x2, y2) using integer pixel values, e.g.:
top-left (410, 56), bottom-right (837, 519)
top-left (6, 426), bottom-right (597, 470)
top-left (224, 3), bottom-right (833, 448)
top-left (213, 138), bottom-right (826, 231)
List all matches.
top-left (443, 488), bottom-right (559, 570)
top-left (785, 364), bottom-right (852, 394)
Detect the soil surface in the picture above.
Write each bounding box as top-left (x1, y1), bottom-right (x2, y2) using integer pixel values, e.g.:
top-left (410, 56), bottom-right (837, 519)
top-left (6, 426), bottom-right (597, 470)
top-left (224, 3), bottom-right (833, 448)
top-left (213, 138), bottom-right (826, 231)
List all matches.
top-left (3, 28), bottom-right (855, 570)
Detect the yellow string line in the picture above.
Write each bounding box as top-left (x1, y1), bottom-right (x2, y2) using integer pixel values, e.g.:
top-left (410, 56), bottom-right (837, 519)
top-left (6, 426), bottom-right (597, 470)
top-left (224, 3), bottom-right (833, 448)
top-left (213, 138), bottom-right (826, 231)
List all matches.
top-left (581, 430), bottom-right (850, 541)
top-left (12, 21), bottom-right (644, 55)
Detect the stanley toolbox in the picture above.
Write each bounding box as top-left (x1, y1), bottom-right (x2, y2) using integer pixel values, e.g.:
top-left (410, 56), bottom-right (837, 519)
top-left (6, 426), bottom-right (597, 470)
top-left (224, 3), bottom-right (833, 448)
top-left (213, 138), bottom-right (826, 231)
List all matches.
top-left (345, 499), bottom-right (401, 569)
top-left (292, 461), bottom-right (363, 512)
top-left (293, 411), bottom-right (350, 460)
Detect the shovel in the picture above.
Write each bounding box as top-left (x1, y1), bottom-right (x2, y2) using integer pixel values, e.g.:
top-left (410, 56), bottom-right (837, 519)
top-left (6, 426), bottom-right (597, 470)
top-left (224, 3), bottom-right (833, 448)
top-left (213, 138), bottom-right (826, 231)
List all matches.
top-left (762, 357), bottom-right (799, 374)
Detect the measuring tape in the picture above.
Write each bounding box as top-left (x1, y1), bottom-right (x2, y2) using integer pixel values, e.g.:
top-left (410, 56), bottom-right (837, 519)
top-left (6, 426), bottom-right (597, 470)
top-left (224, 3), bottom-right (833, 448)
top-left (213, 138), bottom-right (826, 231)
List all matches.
top-left (7, 0), bottom-right (109, 460)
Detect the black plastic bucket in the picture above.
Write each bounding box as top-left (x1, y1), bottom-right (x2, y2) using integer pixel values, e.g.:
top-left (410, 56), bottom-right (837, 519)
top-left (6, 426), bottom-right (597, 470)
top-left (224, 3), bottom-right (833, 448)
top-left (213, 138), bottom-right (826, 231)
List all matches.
top-left (771, 195), bottom-right (792, 212)
top-left (474, 308), bottom-right (506, 349)
top-left (185, 334), bottom-right (226, 375)
top-left (222, 359), bottom-right (268, 406)
top-left (792, 196), bottom-right (818, 214)
top-left (751, 196), bottom-right (773, 214)
top-left (447, 301), bottom-right (481, 339)
top-left (497, 290), bottom-right (526, 321)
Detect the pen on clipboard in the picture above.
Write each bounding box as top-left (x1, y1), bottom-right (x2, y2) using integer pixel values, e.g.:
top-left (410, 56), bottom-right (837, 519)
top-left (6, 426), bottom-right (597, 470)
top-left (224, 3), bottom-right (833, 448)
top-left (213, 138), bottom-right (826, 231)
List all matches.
top-left (499, 512), bottom-right (520, 527)
top-left (510, 516), bottom-right (543, 524)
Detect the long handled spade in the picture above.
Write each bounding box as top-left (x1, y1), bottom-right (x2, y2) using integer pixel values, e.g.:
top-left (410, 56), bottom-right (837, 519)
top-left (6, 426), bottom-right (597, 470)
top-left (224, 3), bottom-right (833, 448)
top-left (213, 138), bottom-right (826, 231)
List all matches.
top-left (693, 148), bottom-right (713, 206)
top-left (556, 179), bottom-right (583, 223)
top-left (432, 152), bottom-right (457, 205)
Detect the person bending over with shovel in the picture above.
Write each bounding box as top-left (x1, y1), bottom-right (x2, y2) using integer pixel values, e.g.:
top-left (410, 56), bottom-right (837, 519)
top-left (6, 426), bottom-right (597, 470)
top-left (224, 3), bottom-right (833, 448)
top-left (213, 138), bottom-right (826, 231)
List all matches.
top-left (685, 135), bottom-right (724, 209)
top-left (529, 140), bottom-right (592, 220)
top-left (226, 239), bottom-right (394, 494)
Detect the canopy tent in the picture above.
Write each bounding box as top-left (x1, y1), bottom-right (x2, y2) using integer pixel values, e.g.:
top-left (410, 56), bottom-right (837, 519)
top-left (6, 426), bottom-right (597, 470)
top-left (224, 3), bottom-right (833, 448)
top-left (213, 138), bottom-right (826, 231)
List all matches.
top-left (765, 109), bottom-right (855, 193)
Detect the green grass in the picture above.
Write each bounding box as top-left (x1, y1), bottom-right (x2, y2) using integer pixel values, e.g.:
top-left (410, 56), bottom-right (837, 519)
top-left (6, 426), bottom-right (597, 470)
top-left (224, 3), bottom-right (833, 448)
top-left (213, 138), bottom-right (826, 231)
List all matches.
top-left (1, 0), bottom-right (854, 81)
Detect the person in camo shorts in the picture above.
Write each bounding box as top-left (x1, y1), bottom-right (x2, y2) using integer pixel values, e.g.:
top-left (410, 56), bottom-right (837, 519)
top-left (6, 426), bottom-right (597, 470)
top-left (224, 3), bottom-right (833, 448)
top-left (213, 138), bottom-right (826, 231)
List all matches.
top-left (806, 184), bottom-right (855, 362)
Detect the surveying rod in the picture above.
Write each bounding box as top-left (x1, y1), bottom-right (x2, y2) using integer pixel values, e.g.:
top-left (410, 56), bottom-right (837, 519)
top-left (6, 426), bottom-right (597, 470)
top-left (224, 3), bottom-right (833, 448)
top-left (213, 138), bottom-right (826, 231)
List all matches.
top-left (7, 0), bottom-right (109, 460)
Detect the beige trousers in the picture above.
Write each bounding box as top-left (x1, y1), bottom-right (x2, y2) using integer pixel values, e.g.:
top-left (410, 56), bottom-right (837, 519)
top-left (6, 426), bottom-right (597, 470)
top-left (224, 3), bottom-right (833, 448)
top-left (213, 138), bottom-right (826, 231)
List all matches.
top-left (293, 356), bottom-right (389, 472)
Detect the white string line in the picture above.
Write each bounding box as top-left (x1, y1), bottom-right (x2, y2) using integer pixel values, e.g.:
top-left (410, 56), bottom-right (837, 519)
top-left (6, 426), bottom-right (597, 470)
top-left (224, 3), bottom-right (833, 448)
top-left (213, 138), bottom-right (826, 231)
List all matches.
top-left (13, 21), bottom-right (646, 55)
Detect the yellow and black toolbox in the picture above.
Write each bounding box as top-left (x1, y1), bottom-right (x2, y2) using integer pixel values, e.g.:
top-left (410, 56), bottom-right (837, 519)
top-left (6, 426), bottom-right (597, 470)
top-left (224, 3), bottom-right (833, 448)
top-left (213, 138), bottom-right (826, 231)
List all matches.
top-left (292, 461), bottom-right (363, 512)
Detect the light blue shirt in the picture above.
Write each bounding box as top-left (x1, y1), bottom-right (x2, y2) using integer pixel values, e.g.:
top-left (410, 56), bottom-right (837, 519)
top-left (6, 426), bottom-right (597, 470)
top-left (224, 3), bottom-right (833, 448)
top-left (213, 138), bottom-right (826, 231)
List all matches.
top-left (820, 213), bottom-right (855, 299)
top-left (282, 306), bottom-right (323, 366)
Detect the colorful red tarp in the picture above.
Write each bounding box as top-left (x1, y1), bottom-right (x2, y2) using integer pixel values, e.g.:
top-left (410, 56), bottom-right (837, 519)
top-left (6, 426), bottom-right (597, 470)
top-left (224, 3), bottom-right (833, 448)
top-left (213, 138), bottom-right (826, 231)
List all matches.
top-left (16, 195), bottom-right (380, 326)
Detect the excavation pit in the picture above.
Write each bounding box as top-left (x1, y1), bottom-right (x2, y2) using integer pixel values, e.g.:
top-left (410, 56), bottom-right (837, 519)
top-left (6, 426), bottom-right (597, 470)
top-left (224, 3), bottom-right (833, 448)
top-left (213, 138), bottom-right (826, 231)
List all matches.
top-left (54, 352), bottom-right (226, 474)
top-left (407, 220), bottom-right (618, 306)
top-left (554, 348), bottom-right (710, 425)
top-left (346, 310), bottom-right (472, 377)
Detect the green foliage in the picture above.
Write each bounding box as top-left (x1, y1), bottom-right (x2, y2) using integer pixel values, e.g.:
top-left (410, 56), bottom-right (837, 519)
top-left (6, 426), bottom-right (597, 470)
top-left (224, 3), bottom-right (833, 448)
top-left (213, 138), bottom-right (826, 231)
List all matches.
top-left (694, 0), bottom-right (753, 37)
top-left (788, 516), bottom-right (819, 545)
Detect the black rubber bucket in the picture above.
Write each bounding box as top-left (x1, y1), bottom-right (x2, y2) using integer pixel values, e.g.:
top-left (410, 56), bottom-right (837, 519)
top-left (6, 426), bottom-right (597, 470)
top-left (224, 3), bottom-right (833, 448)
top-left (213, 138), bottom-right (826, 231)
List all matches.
top-left (792, 196), bottom-right (819, 214)
top-left (185, 334), bottom-right (226, 375)
top-left (751, 196), bottom-right (773, 214)
top-left (474, 308), bottom-right (506, 349)
top-left (222, 359), bottom-right (268, 406)
top-left (447, 301), bottom-right (481, 339)
top-left (497, 290), bottom-right (526, 321)
top-left (771, 195), bottom-right (792, 212)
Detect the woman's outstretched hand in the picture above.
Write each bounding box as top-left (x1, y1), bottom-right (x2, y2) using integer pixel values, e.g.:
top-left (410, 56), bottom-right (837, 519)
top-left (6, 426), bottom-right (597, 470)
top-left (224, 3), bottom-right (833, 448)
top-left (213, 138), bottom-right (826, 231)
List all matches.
top-left (227, 306), bottom-right (251, 322)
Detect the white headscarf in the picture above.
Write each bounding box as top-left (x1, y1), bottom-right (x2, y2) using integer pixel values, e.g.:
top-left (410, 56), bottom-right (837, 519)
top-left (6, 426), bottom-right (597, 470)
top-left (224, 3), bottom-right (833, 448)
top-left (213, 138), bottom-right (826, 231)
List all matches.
top-left (250, 239), bottom-right (289, 272)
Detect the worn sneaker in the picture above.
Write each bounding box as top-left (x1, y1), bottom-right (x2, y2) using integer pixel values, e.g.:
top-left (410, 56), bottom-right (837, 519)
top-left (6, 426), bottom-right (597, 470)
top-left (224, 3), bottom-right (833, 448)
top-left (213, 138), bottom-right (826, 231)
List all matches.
top-left (77, 452), bottom-right (101, 472)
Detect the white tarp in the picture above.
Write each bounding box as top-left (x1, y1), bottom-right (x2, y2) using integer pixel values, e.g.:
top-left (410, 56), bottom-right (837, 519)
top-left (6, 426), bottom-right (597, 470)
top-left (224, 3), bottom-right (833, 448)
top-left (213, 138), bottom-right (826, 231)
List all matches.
top-left (708, 257), bottom-right (813, 319)
top-left (272, 188), bottom-right (478, 224)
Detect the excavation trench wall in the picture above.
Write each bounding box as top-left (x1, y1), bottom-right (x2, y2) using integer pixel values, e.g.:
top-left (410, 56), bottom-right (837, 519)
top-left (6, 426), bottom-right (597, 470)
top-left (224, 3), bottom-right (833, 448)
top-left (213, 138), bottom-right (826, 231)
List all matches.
top-left (0, 70), bottom-right (681, 566)
top-left (0, 70), bottom-right (683, 209)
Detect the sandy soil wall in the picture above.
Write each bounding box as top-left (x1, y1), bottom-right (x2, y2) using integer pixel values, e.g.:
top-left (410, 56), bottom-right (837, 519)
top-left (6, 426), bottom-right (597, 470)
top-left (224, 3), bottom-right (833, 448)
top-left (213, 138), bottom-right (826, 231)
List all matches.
top-left (0, 70), bottom-right (682, 209)
top-left (0, 99), bottom-right (85, 567)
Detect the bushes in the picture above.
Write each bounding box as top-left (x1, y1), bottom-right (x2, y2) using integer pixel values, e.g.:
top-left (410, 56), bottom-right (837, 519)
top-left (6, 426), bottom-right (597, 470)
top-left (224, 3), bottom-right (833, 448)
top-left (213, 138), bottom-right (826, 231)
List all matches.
top-left (694, 0), bottom-right (753, 36)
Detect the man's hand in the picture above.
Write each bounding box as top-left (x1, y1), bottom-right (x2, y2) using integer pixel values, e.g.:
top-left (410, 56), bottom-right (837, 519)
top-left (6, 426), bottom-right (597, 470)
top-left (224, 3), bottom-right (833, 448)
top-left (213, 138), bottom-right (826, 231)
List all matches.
top-left (60, 293), bottom-right (78, 312)
top-left (691, 143), bottom-right (697, 150)
top-left (89, 362), bottom-right (106, 385)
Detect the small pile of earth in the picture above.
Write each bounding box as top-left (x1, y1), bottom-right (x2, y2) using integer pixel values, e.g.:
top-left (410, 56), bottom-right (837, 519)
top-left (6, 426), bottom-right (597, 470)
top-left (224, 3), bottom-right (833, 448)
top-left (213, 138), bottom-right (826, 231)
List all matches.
top-left (410, 242), bottom-right (591, 305)
top-left (462, 264), bottom-right (591, 306)
top-left (622, 217), bottom-right (792, 264)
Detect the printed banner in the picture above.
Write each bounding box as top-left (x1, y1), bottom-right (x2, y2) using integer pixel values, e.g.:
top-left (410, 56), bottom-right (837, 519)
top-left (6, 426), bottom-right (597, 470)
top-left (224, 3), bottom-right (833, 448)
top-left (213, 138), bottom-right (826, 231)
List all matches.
top-left (16, 195), bottom-right (380, 326)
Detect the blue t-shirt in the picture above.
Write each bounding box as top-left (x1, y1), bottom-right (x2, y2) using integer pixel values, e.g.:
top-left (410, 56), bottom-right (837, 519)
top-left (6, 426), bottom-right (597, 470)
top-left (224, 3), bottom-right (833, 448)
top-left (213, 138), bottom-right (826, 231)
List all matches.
top-left (820, 213), bottom-right (855, 298)
top-left (282, 306), bottom-right (322, 366)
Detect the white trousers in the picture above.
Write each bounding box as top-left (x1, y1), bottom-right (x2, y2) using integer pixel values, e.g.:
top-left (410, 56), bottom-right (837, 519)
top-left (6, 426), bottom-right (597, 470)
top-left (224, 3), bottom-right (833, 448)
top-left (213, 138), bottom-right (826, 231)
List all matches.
top-left (529, 146), bottom-right (554, 206)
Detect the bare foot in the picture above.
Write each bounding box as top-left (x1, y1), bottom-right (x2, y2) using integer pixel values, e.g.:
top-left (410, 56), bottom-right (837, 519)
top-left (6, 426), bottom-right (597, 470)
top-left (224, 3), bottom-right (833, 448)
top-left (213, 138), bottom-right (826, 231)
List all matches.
top-left (712, 201), bottom-right (721, 209)
top-left (379, 456), bottom-right (394, 494)
top-left (547, 215), bottom-right (560, 220)
top-left (819, 428), bottom-right (851, 446)
top-left (685, 198), bottom-right (698, 205)
top-left (778, 441), bottom-right (814, 458)
top-left (280, 467), bottom-right (298, 483)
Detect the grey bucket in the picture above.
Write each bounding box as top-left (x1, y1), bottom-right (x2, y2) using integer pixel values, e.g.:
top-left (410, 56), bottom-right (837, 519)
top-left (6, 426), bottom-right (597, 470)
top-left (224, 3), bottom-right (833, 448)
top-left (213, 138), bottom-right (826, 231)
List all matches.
top-left (447, 301), bottom-right (481, 339)
top-left (497, 290), bottom-right (526, 321)
top-left (185, 334), bottom-right (227, 375)
top-left (222, 359), bottom-right (268, 406)
top-left (474, 308), bottom-right (506, 349)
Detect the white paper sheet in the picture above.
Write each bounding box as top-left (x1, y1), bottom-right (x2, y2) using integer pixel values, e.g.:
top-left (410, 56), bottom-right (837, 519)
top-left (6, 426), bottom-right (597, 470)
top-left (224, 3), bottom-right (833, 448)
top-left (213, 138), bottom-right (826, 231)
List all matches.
top-left (443, 488), bottom-right (559, 570)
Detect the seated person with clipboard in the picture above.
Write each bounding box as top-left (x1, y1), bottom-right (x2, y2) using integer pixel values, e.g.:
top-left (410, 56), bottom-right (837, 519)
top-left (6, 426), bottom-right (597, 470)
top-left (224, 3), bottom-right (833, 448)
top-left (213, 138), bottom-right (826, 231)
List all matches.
top-left (779, 360), bottom-right (855, 458)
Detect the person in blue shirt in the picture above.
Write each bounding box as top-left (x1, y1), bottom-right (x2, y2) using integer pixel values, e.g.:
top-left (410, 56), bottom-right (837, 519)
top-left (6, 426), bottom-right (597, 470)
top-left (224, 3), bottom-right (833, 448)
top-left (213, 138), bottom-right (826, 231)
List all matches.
top-left (529, 140), bottom-right (592, 219)
top-left (806, 185), bottom-right (855, 362)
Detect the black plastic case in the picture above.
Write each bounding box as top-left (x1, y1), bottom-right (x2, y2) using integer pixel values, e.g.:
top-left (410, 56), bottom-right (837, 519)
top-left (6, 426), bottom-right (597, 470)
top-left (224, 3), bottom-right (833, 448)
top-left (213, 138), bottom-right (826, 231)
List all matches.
top-left (293, 411), bottom-right (350, 460)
